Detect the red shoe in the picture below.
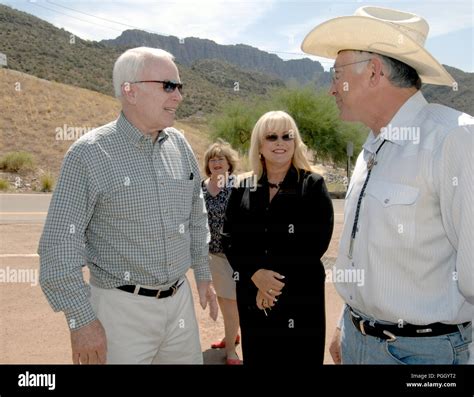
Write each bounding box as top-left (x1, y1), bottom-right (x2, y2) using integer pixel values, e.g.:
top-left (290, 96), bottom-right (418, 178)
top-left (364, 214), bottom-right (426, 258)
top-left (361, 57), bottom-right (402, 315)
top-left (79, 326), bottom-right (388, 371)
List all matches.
top-left (211, 335), bottom-right (240, 349)
top-left (226, 357), bottom-right (243, 365)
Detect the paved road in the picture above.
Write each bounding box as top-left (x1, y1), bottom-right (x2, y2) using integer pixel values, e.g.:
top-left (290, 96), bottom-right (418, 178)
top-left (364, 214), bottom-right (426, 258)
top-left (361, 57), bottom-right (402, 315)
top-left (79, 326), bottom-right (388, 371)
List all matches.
top-left (0, 194), bottom-right (345, 224)
top-left (0, 193), bottom-right (345, 364)
top-left (0, 194), bottom-right (51, 223)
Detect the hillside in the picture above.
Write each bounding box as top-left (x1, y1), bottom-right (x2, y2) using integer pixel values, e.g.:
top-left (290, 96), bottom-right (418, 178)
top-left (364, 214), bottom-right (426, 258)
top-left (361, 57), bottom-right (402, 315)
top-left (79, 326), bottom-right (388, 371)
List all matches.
top-left (0, 68), bottom-right (212, 181)
top-left (102, 29), bottom-right (325, 84)
top-left (0, 5), bottom-right (285, 118)
top-left (422, 65), bottom-right (474, 115)
top-left (191, 59), bottom-right (284, 95)
top-left (101, 30), bottom-right (473, 115)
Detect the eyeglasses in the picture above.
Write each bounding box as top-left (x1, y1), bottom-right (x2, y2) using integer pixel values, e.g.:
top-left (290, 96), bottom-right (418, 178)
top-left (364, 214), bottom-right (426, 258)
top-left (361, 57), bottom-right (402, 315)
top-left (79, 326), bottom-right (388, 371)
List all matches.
top-left (330, 59), bottom-right (372, 82)
top-left (209, 157), bottom-right (226, 163)
top-left (264, 131), bottom-right (295, 142)
top-left (128, 80), bottom-right (183, 93)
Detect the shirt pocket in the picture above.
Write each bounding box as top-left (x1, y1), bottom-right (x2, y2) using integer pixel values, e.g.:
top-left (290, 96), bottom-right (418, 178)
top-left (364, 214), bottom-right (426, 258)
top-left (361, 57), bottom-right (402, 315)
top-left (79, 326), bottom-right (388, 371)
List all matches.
top-left (366, 181), bottom-right (419, 247)
top-left (167, 179), bottom-right (195, 221)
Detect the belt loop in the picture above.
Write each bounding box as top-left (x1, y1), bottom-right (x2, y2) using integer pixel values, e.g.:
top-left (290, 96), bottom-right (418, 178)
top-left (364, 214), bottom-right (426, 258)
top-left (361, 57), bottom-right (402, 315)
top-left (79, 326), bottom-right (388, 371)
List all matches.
top-left (170, 278), bottom-right (181, 296)
top-left (171, 285), bottom-right (177, 296)
top-left (359, 320), bottom-right (367, 336)
top-left (155, 289), bottom-right (161, 299)
top-left (133, 285), bottom-right (140, 295)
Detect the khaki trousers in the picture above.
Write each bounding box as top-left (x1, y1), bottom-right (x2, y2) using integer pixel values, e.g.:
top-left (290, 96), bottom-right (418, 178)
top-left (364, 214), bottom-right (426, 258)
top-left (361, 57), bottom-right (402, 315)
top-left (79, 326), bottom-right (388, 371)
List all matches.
top-left (90, 278), bottom-right (203, 364)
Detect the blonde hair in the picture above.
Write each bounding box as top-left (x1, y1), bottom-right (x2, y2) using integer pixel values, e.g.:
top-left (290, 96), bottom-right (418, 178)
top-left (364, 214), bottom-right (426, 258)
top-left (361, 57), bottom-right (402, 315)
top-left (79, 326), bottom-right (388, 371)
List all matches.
top-left (204, 139), bottom-right (239, 177)
top-left (249, 111), bottom-right (312, 179)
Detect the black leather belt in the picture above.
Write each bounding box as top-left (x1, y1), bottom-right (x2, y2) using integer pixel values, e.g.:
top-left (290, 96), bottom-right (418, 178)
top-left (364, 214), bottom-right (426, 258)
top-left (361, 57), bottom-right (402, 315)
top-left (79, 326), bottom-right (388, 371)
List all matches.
top-left (350, 309), bottom-right (470, 341)
top-left (117, 280), bottom-right (184, 299)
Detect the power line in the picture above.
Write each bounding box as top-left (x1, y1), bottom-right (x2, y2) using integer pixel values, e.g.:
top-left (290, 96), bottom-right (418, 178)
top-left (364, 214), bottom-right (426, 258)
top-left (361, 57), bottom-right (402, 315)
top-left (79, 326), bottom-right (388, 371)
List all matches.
top-left (30, 2), bottom-right (123, 32)
top-left (45, 0), bottom-right (169, 36)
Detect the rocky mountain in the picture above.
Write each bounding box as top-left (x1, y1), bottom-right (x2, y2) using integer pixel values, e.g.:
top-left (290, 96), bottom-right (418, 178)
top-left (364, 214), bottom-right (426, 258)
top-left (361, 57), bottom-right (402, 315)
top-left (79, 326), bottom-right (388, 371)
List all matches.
top-left (102, 29), bottom-right (473, 115)
top-left (102, 29), bottom-right (324, 84)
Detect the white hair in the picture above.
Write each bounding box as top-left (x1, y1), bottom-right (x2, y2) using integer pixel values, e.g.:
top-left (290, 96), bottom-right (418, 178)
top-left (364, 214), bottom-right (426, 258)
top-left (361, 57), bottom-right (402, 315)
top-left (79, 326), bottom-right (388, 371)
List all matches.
top-left (112, 47), bottom-right (175, 98)
top-left (350, 50), bottom-right (421, 89)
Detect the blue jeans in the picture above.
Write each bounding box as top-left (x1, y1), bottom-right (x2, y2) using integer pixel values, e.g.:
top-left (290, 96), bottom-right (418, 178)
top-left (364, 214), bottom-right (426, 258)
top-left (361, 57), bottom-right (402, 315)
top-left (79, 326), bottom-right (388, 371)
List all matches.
top-left (341, 305), bottom-right (472, 364)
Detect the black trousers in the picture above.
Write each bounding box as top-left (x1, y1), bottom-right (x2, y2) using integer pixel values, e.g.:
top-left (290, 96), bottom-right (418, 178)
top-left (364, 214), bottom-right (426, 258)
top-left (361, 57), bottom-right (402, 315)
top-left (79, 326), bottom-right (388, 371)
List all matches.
top-left (237, 287), bottom-right (326, 366)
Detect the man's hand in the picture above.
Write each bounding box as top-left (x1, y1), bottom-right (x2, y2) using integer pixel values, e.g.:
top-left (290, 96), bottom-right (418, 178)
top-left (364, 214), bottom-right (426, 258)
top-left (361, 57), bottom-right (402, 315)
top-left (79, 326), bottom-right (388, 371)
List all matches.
top-left (329, 327), bottom-right (342, 364)
top-left (251, 269), bottom-right (285, 303)
top-left (197, 280), bottom-right (219, 321)
top-left (70, 319), bottom-right (107, 364)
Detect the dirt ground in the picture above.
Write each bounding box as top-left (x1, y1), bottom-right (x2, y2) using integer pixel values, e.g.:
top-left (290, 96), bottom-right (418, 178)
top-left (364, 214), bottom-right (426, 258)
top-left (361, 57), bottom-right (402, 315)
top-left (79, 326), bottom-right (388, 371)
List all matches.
top-left (0, 222), bottom-right (343, 365)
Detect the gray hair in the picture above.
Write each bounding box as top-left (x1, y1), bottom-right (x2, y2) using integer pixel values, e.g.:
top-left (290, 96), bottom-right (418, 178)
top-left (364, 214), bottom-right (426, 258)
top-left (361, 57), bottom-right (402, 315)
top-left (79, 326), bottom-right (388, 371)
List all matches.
top-left (352, 50), bottom-right (421, 90)
top-left (112, 47), bottom-right (175, 97)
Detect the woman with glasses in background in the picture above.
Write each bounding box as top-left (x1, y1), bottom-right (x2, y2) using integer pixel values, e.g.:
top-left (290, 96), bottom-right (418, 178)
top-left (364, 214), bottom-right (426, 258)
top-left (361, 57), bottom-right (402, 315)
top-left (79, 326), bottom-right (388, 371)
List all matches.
top-left (222, 111), bottom-right (334, 365)
top-left (202, 140), bottom-right (242, 365)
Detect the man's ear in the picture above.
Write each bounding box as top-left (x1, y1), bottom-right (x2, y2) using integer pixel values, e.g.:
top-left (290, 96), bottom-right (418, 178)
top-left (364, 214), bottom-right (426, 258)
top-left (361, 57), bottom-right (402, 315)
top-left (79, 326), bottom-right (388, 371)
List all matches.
top-left (368, 57), bottom-right (385, 86)
top-left (121, 82), bottom-right (138, 105)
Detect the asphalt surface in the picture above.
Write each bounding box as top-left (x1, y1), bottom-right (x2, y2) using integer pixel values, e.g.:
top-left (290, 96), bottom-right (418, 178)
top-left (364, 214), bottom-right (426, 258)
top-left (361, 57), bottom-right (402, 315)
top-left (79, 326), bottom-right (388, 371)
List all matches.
top-left (0, 194), bottom-right (345, 224)
top-left (0, 194), bottom-right (345, 364)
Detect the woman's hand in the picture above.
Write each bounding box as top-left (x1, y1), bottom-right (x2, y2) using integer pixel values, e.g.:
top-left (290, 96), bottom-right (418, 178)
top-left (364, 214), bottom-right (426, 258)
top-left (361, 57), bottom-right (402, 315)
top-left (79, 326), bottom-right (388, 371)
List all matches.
top-left (251, 269), bottom-right (285, 304)
top-left (256, 289), bottom-right (270, 312)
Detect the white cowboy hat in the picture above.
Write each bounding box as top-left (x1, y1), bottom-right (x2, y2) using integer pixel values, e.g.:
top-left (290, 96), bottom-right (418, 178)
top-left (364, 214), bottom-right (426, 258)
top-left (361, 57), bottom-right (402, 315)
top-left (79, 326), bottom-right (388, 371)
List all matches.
top-left (301, 6), bottom-right (455, 86)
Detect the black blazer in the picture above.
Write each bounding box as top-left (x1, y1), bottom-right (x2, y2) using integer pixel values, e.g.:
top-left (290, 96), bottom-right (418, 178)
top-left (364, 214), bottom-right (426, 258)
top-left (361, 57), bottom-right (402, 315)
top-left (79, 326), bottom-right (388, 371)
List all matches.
top-left (222, 167), bottom-right (334, 305)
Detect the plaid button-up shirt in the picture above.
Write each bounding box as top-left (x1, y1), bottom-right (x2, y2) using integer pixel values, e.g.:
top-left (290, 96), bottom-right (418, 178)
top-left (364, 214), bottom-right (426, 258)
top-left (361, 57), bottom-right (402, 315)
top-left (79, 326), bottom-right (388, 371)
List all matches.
top-left (38, 112), bottom-right (210, 329)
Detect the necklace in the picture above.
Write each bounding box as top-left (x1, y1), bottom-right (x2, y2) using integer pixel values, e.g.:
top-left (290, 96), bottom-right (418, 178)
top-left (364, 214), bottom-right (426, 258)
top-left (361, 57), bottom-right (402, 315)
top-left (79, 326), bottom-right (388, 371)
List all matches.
top-left (348, 139), bottom-right (387, 258)
top-left (267, 180), bottom-right (284, 189)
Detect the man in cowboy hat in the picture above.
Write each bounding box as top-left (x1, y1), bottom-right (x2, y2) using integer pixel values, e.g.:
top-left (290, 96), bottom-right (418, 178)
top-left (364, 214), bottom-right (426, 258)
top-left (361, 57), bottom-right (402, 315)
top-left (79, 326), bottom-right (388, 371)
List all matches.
top-left (302, 6), bottom-right (473, 364)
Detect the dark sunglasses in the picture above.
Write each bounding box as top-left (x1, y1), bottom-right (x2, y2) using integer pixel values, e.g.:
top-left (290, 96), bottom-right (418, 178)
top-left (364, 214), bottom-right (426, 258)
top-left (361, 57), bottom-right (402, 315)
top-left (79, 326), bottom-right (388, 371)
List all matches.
top-left (129, 80), bottom-right (183, 93)
top-left (264, 131), bottom-right (295, 142)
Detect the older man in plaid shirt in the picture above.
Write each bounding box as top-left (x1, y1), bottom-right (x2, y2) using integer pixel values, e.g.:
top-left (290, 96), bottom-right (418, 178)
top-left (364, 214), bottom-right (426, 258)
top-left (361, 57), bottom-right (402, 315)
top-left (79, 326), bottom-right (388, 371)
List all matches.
top-left (38, 47), bottom-right (218, 364)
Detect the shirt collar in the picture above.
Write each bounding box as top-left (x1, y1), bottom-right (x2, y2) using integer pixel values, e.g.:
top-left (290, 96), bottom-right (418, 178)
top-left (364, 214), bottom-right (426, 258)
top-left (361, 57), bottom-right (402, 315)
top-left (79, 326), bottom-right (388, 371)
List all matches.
top-left (377, 91), bottom-right (427, 147)
top-left (117, 112), bottom-right (147, 147)
top-left (117, 112), bottom-right (170, 147)
top-left (260, 165), bottom-right (300, 187)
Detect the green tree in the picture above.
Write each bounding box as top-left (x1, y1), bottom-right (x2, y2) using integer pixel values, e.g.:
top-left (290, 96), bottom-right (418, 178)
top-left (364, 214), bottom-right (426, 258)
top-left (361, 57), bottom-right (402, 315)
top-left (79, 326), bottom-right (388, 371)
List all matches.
top-left (210, 100), bottom-right (268, 152)
top-left (210, 87), bottom-right (367, 165)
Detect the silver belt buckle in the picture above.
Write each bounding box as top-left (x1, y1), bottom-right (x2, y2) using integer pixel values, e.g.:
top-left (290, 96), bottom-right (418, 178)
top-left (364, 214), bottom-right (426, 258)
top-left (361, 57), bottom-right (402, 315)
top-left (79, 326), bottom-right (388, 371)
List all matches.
top-left (382, 330), bottom-right (397, 342)
top-left (416, 328), bottom-right (432, 334)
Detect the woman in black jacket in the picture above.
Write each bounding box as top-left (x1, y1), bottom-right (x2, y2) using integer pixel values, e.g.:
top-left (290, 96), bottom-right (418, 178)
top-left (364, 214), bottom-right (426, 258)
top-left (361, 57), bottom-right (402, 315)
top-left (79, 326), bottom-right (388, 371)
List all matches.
top-left (222, 110), bottom-right (334, 365)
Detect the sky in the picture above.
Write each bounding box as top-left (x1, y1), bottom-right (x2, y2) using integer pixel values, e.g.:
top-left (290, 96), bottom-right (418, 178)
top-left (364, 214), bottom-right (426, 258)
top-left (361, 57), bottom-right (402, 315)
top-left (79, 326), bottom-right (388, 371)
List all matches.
top-left (1, 0), bottom-right (473, 72)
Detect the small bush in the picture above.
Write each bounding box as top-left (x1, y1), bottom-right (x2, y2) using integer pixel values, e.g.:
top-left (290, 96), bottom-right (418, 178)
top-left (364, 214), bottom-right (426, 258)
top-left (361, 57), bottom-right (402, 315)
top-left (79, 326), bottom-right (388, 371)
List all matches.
top-left (40, 173), bottom-right (55, 192)
top-left (0, 179), bottom-right (9, 191)
top-left (327, 182), bottom-right (347, 193)
top-left (0, 151), bottom-right (35, 173)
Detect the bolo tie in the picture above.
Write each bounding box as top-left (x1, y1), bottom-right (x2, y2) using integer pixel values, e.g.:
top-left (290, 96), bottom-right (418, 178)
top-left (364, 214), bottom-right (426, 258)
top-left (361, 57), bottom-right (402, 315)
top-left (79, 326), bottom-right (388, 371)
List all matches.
top-left (348, 139), bottom-right (387, 259)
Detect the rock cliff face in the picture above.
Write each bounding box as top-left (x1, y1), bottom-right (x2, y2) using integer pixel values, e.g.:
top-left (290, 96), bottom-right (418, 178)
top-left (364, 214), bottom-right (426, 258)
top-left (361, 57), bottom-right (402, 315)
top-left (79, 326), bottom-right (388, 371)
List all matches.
top-left (102, 29), bottom-right (324, 83)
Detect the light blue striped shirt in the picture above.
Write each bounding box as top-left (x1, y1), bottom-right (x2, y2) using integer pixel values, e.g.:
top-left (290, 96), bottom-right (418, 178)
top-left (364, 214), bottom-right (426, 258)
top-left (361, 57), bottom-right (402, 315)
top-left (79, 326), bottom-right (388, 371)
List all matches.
top-left (335, 91), bottom-right (473, 328)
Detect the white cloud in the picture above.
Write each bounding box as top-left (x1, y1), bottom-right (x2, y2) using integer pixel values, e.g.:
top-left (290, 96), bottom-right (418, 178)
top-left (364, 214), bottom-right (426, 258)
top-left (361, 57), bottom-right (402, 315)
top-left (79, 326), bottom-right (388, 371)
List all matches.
top-left (36, 0), bottom-right (277, 44)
